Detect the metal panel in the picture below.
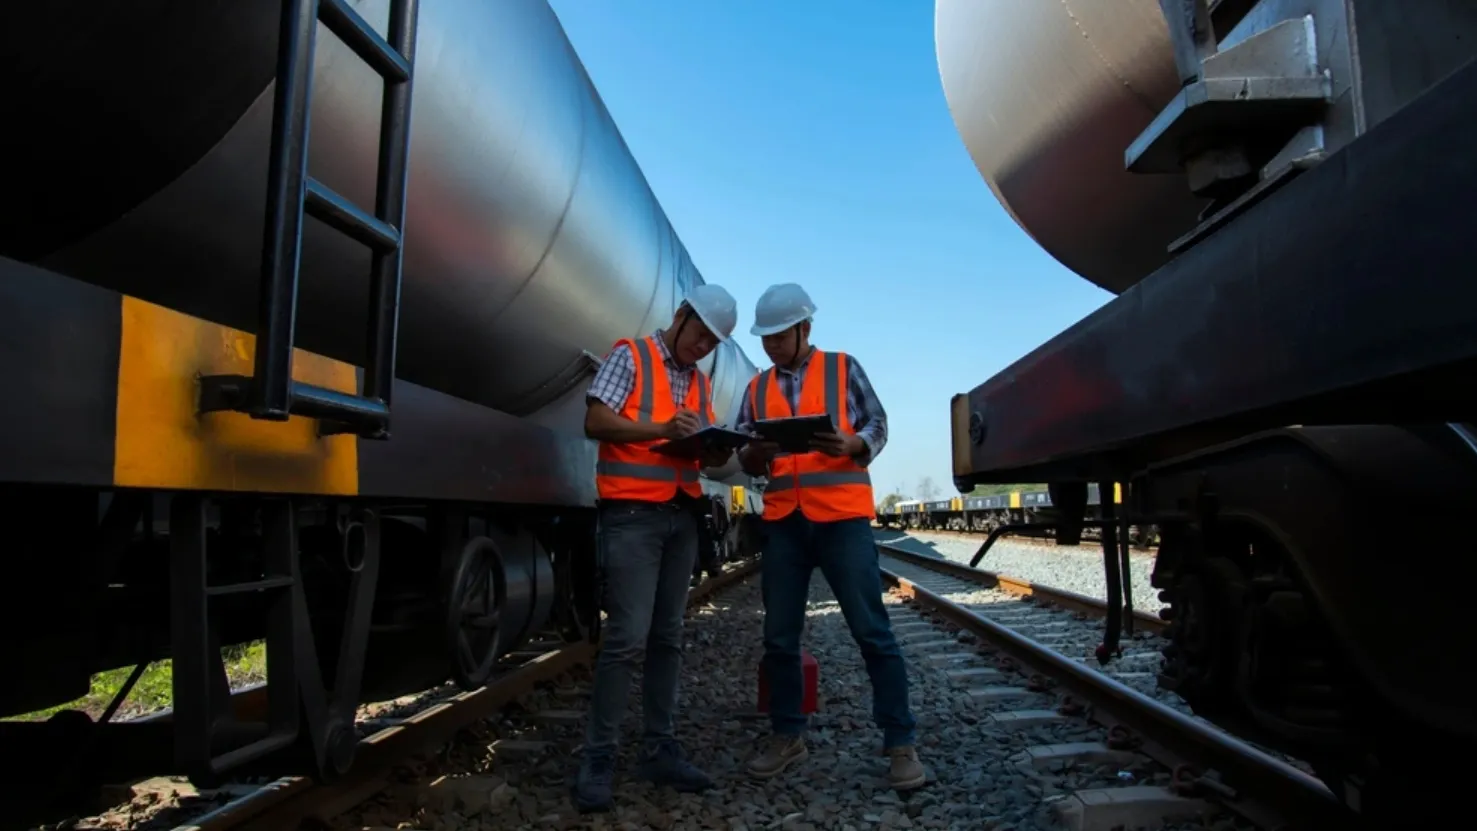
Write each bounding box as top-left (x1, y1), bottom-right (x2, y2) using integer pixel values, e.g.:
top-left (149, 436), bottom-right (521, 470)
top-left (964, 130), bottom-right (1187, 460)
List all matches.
top-left (356, 378), bottom-right (598, 505)
top-left (0, 258), bottom-right (119, 487)
top-left (951, 55), bottom-right (1477, 487)
top-left (0, 255), bottom-right (589, 505)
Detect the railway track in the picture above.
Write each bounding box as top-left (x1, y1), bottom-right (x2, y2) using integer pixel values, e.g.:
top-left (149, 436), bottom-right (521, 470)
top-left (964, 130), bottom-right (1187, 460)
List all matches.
top-left (76, 544), bottom-right (1352, 830)
top-left (873, 541), bottom-right (1350, 830)
top-left (64, 558), bottom-right (760, 831)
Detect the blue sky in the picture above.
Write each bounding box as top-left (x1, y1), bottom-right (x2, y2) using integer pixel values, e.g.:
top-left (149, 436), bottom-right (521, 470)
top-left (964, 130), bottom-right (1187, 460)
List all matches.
top-left (548, 0), bottom-right (1112, 499)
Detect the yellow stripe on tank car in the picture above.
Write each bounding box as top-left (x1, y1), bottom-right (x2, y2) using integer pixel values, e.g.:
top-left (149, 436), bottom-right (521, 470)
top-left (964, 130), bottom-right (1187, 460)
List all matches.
top-left (1009, 491), bottom-right (1021, 509)
top-left (114, 297), bottom-right (359, 495)
top-left (1114, 482), bottom-right (1122, 504)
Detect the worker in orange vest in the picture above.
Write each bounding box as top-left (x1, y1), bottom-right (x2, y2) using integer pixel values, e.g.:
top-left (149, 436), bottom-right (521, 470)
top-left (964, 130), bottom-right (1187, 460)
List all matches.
top-left (573, 284), bottom-right (739, 813)
top-left (736, 283), bottom-right (925, 790)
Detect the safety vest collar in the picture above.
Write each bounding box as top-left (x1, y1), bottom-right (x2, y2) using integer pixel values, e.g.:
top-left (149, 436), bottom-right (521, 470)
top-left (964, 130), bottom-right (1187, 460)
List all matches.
top-left (595, 334), bottom-right (714, 502)
top-left (623, 335), bottom-right (712, 427)
top-left (753, 349), bottom-right (846, 429)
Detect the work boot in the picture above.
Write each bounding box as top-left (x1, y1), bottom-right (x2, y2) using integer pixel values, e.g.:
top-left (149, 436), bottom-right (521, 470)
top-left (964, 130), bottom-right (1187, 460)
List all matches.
top-left (746, 734), bottom-right (808, 779)
top-left (636, 739), bottom-right (713, 792)
top-left (572, 750), bottom-right (615, 813)
top-left (887, 745), bottom-right (926, 790)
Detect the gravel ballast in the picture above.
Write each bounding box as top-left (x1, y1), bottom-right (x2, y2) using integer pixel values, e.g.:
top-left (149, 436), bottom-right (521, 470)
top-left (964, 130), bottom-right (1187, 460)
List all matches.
top-left (331, 569), bottom-right (1251, 831)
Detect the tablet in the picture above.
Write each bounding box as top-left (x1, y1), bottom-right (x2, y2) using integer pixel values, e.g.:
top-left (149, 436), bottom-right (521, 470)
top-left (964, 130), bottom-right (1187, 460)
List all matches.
top-left (652, 425), bottom-right (753, 459)
top-left (752, 414), bottom-right (836, 453)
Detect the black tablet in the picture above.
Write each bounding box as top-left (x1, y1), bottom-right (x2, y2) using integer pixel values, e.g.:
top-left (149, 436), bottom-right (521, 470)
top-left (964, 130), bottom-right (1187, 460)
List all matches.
top-left (652, 425), bottom-right (753, 459)
top-left (752, 414), bottom-right (836, 453)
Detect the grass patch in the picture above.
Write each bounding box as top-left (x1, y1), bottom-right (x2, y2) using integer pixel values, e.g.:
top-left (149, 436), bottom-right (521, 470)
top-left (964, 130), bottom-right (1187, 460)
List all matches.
top-left (5, 641), bottom-right (268, 723)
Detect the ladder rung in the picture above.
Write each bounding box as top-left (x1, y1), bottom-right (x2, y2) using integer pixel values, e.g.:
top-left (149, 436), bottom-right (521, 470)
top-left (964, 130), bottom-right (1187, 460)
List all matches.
top-left (306, 177), bottom-right (401, 253)
top-left (200, 374), bottom-right (389, 433)
top-left (206, 576), bottom-right (296, 596)
top-left (287, 380), bottom-right (389, 426)
top-left (320, 0), bottom-right (411, 82)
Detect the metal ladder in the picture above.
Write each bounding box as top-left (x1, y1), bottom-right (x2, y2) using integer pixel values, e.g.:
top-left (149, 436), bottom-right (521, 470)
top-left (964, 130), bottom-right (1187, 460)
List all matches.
top-left (172, 0), bottom-right (418, 784)
top-left (199, 0), bottom-right (421, 440)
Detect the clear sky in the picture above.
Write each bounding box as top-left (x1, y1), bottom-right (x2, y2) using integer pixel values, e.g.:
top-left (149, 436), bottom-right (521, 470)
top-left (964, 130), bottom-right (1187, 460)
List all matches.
top-left (548, 0), bottom-right (1113, 500)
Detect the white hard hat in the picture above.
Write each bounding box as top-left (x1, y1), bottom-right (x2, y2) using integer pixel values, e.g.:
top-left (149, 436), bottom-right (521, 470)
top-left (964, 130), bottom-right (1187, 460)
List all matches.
top-left (683, 283), bottom-right (738, 342)
top-left (750, 283), bottom-right (816, 336)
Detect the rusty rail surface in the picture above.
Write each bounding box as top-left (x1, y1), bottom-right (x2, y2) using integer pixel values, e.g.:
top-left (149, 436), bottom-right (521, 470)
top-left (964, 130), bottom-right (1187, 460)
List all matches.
top-left (874, 541), bottom-right (1167, 635)
top-left (171, 556), bottom-right (762, 831)
top-left (875, 557), bottom-right (1350, 829)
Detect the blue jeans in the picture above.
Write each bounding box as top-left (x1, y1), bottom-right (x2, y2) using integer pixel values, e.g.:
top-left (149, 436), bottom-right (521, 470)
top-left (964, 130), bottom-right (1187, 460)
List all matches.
top-left (761, 513), bottom-right (917, 748)
top-left (584, 501), bottom-right (699, 755)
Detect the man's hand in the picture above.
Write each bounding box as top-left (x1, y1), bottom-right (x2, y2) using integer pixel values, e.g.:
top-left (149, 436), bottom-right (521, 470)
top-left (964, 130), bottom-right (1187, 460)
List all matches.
top-left (809, 431), bottom-right (863, 458)
top-left (738, 439), bottom-right (780, 476)
top-left (663, 409), bottom-right (702, 440)
top-left (743, 440), bottom-right (781, 462)
top-left (700, 446), bottom-right (733, 469)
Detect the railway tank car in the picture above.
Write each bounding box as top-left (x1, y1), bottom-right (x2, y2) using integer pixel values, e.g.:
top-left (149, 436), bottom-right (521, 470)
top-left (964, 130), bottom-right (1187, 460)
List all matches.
top-left (0, 0), bottom-right (760, 824)
top-left (937, 0), bottom-right (1477, 825)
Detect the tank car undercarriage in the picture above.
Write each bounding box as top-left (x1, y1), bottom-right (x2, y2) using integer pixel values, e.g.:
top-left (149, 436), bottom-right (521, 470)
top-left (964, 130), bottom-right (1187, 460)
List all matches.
top-left (1141, 425), bottom-right (1477, 818)
top-left (0, 484), bottom-right (600, 828)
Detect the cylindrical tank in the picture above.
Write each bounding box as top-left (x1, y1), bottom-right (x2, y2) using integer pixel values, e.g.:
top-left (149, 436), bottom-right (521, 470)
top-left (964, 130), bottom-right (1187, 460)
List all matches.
top-left (934, 0), bottom-right (1210, 294)
top-left (0, 0), bottom-right (757, 433)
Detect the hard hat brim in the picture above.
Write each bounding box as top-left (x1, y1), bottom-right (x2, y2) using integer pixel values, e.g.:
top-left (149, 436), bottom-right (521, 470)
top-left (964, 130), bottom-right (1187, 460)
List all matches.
top-left (749, 321), bottom-right (796, 337)
top-left (750, 315), bottom-right (813, 337)
top-left (691, 306), bottom-right (732, 343)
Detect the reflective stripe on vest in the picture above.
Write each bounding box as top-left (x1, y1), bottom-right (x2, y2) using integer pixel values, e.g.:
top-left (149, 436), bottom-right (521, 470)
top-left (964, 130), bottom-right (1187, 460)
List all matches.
top-left (751, 350), bottom-right (874, 522)
top-left (595, 335), bottom-right (713, 502)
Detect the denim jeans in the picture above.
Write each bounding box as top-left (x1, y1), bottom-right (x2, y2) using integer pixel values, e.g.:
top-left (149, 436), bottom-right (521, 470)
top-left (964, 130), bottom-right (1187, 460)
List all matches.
top-left (583, 500), bottom-right (699, 755)
top-left (761, 513), bottom-right (917, 748)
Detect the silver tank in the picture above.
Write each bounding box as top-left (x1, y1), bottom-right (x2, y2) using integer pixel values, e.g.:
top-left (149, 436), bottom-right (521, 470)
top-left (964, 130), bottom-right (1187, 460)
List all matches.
top-left (934, 0), bottom-right (1208, 294)
top-left (3, 0), bottom-right (757, 436)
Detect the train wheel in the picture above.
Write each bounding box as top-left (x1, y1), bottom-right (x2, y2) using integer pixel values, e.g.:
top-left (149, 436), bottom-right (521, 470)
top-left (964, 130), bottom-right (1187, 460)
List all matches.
top-left (445, 536), bottom-right (506, 690)
top-left (1157, 549), bottom-right (1246, 717)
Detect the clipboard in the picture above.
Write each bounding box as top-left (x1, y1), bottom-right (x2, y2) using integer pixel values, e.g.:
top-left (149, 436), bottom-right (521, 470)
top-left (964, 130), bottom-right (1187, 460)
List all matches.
top-left (652, 425), bottom-right (752, 459)
top-left (752, 414), bottom-right (835, 453)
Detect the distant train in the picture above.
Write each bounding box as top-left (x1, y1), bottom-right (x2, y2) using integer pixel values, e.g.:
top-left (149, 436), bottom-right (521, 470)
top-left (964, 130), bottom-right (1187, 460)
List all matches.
top-left (875, 484), bottom-right (1156, 546)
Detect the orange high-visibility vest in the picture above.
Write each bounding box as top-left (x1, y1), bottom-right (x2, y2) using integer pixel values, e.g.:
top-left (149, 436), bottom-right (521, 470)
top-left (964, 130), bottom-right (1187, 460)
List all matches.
top-left (595, 335), bottom-right (715, 502)
top-left (748, 350), bottom-right (874, 522)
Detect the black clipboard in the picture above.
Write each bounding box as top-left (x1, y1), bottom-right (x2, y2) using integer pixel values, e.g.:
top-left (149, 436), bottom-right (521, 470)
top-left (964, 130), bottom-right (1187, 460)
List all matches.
top-left (652, 425), bottom-right (752, 459)
top-left (752, 414), bottom-right (835, 453)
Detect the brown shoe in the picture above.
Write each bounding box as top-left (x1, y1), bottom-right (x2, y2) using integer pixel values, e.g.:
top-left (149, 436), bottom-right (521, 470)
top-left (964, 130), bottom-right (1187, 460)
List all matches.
top-left (887, 745), bottom-right (926, 789)
top-left (746, 734), bottom-right (808, 779)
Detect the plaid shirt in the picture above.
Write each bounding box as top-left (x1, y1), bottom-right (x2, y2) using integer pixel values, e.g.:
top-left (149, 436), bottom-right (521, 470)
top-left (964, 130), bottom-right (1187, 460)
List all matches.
top-left (736, 346), bottom-right (888, 465)
top-left (586, 329), bottom-right (696, 414)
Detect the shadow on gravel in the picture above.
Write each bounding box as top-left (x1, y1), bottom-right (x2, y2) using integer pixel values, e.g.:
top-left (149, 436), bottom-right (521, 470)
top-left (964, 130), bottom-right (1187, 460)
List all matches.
top-left (868, 528), bottom-right (949, 561)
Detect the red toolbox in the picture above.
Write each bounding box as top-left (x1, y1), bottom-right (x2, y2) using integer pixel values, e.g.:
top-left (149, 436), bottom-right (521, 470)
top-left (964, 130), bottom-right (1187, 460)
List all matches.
top-left (757, 649), bottom-right (818, 714)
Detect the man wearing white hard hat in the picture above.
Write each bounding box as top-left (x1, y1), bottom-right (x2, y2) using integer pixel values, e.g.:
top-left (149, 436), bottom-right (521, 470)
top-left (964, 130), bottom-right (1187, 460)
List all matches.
top-left (736, 283), bottom-right (925, 790)
top-left (573, 284), bottom-right (738, 812)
